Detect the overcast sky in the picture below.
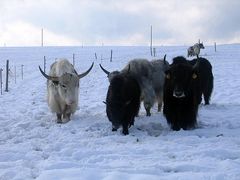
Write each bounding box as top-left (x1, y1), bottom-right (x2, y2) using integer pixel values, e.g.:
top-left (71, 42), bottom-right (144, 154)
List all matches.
top-left (0, 0), bottom-right (239, 46)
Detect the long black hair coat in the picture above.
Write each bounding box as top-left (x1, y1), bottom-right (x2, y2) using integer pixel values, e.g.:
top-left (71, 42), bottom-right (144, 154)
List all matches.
top-left (106, 73), bottom-right (141, 135)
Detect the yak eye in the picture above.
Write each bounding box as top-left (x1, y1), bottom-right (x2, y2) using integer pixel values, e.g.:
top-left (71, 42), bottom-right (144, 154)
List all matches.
top-left (192, 73), bottom-right (197, 79)
top-left (166, 73), bottom-right (171, 79)
top-left (61, 84), bottom-right (67, 88)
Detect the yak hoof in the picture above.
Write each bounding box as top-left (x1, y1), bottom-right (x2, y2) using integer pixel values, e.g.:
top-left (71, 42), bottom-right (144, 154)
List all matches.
top-left (57, 119), bottom-right (63, 123)
top-left (146, 112), bottom-right (151, 116)
top-left (172, 125), bottom-right (181, 131)
top-left (57, 114), bottom-right (62, 123)
top-left (122, 129), bottom-right (129, 135)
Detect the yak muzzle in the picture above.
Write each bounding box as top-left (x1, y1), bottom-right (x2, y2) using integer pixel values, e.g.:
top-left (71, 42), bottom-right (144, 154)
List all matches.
top-left (173, 91), bottom-right (186, 98)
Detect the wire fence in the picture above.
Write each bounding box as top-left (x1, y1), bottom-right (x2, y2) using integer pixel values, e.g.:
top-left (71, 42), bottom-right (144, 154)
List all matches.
top-left (0, 44), bottom-right (210, 95)
top-left (0, 46), bottom-right (160, 95)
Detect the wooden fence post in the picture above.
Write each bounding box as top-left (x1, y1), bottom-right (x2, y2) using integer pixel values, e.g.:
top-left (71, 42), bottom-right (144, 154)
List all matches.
top-left (5, 60), bottom-right (9, 92)
top-left (14, 66), bottom-right (16, 84)
top-left (44, 56), bottom-right (46, 73)
top-left (21, 65), bottom-right (24, 80)
top-left (110, 50), bottom-right (113, 62)
top-left (153, 48), bottom-right (156, 57)
top-left (95, 53), bottom-right (97, 60)
top-left (214, 42), bottom-right (217, 52)
top-left (150, 25), bottom-right (153, 56)
top-left (73, 53), bottom-right (75, 66)
top-left (0, 68), bottom-right (3, 95)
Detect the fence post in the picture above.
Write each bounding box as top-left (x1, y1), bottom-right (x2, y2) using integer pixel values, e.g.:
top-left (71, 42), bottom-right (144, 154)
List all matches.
top-left (150, 25), bottom-right (153, 56)
top-left (72, 53), bottom-right (75, 67)
top-left (95, 53), bottom-right (97, 60)
top-left (21, 65), bottom-right (24, 80)
top-left (14, 66), bottom-right (16, 84)
top-left (110, 50), bottom-right (113, 62)
top-left (44, 56), bottom-right (46, 73)
top-left (153, 48), bottom-right (156, 57)
top-left (5, 60), bottom-right (9, 92)
top-left (214, 42), bottom-right (217, 52)
top-left (0, 68), bottom-right (3, 95)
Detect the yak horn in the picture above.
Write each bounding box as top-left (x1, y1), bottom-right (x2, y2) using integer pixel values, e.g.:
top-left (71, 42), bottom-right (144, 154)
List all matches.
top-left (192, 58), bottom-right (200, 70)
top-left (78, 62), bottom-right (94, 79)
top-left (99, 64), bottom-right (110, 75)
top-left (163, 54), bottom-right (167, 64)
top-left (127, 64), bottom-right (131, 73)
top-left (39, 66), bottom-right (59, 82)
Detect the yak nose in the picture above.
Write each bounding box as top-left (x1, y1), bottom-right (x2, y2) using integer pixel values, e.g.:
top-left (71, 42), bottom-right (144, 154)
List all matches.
top-left (67, 100), bottom-right (75, 105)
top-left (173, 91), bottom-right (185, 98)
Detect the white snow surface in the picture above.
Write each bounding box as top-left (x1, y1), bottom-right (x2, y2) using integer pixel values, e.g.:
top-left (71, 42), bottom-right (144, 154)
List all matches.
top-left (0, 45), bottom-right (240, 180)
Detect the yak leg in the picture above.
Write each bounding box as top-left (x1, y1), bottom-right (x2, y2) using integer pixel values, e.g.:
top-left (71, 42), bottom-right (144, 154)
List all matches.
top-left (145, 106), bottom-right (151, 116)
top-left (122, 121), bottom-right (129, 135)
top-left (157, 93), bottom-right (163, 112)
top-left (122, 127), bottom-right (129, 135)
top-left (203, 79), bottom-right (213, 105)
top-left (64, 113), bottom-right (71, 121)
top-left (62, 105), bottom-right (71, 123)
top-left (112, 124), bottom-right (119, 132)
top-left (57, 113), bottom-right (62, 123)
top-left (144, 100), bottom-right (152, 116)
top-left (158, 102), bottom-right (162, 112)
top-left (172, 124), bottom-right (181, 131)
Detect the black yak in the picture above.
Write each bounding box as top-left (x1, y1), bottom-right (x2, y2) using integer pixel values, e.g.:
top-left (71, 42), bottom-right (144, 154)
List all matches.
top-left (105, 70), bottom-right (141, 135)
top-left (189, 57), bottom-right (213, 105)
top-left (100, 59), bottom-right (155, 117)
top-left (163, 56), bottom-right (200, 131)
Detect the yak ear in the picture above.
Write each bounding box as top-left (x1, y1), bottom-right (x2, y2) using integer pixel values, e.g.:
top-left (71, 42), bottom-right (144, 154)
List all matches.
top-left (125, 99), bottom-right (132, 106)
top-left (52, 81), bottom-right (59, 85)
top-left (192, 72), bottom-right (198, 79)
top-left (165, 70), bottom-right (171, 79)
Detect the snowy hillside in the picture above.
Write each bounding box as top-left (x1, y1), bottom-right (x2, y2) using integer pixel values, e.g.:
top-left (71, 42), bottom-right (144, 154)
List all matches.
top-left (0, 44), bottom-right (240, 180)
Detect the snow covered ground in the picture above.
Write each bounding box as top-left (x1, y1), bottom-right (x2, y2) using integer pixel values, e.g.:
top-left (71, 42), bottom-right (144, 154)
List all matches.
top-left (0, 44), bottom-right (240, 180)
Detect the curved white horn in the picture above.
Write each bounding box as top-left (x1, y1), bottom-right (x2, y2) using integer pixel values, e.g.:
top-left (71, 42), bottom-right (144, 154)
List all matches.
top-left (78, 62), bottom-right (94, 79)
top-left (39, 66), bottom-right (59, 82)
top-left (99, 64), bottom-right (110, 75)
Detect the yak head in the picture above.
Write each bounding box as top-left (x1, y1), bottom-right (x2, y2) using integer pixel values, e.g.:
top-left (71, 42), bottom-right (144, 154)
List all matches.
top-left (99, 64), bottom-right (130, 82)
top-left (165, 57), bottom-right (199, 99)
top-left (198, 42), bottom-right (205, 49)
top-left (39, 62), bottom-right (94, 105)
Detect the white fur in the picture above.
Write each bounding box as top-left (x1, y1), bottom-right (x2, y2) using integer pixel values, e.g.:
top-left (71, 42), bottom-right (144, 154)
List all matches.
top-left (47, 59), bottom-right (79, 121)
top-left (151, 58), bottom-right (170, 111)
top-left (188, 43), bottom-right (204, 57)
top-left (107, 58), bottom-right (168, 115)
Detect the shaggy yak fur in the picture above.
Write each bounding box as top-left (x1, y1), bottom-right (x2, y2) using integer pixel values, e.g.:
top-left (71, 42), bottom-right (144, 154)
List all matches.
top-left (163, 56), bottom-right (200, 131)
top-left (189, 57), bottom-right (214, 105)
top-left (106, 72), bottom-right (141, 135)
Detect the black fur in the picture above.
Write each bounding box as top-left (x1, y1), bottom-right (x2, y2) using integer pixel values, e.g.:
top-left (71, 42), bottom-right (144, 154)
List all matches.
top-left (163, 56), bottom-right (200, 131)
top-left (106, 73), bottom-right (141, 135)
top-left (189, 57), bottom-right (213, 105)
